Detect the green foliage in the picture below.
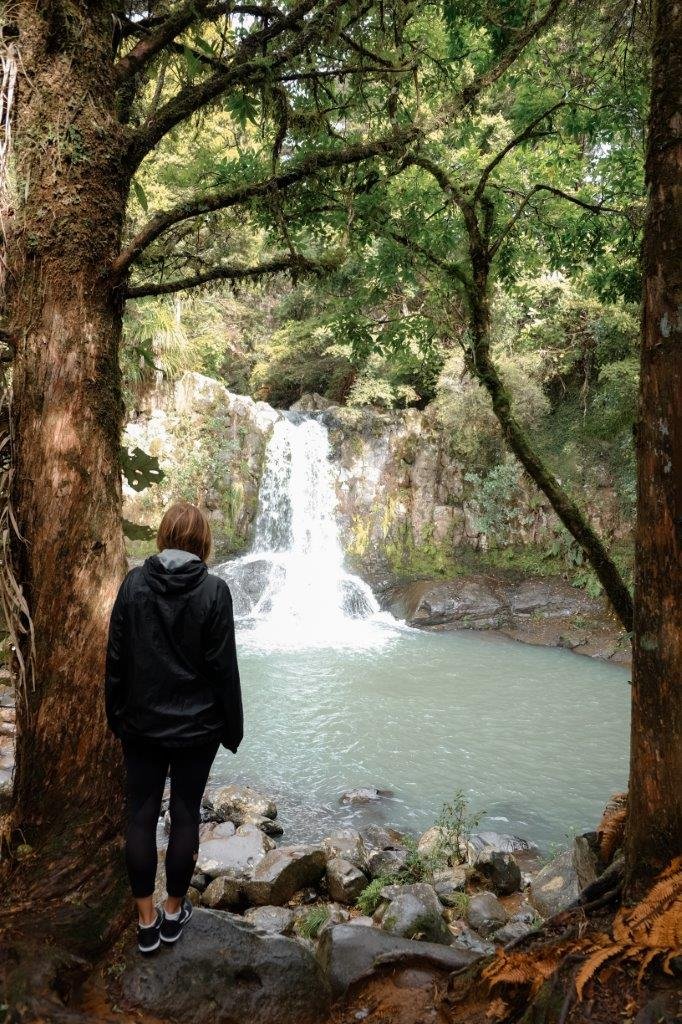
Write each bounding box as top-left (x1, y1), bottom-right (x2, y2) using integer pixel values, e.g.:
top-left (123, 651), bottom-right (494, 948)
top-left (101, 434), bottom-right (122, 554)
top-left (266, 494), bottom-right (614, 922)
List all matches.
top-left (296, 906), bottom-right (330, 939)
top-left (432, 790), bottom-right (483, 866)
top-left (356, 875), bottom-right (397, 916)
top-left (434, 347), bottom-right (550, 465)
top-left (445, 891), bottom-right (470, 918)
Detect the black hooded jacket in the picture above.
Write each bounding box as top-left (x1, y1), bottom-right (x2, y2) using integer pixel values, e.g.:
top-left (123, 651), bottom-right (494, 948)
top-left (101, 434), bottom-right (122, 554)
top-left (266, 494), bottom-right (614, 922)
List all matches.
top-left (104, 554), bottom-right (243, 751)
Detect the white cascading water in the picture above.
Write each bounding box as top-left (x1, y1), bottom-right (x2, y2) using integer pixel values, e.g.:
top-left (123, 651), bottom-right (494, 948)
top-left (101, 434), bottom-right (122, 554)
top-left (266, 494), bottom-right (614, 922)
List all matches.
top-left (214, 413), bottom-right (398, 650)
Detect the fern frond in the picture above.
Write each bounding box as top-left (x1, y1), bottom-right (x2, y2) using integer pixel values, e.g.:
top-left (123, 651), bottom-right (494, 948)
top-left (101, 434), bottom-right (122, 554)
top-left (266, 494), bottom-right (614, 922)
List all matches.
top-left (575, 944), bottom-right (621, 1000)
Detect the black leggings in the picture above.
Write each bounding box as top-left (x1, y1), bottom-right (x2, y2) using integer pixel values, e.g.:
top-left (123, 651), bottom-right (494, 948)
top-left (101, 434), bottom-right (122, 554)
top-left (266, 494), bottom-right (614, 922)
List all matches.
top-left (121, 737), bottom-right (219, 899)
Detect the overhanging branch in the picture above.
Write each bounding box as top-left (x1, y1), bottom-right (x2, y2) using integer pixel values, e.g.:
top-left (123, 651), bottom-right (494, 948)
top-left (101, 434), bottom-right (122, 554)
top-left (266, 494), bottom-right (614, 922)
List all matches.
top-left (126, 0), bottom-right (338, 169)
top-left (113, 125), bottom-right (420, 276)
top-left (113, 1), bottom-right (232, 85)
top-left (490, 183), bottom-right (630, 257)
top-left (126, 252), bottom-right (339, 297)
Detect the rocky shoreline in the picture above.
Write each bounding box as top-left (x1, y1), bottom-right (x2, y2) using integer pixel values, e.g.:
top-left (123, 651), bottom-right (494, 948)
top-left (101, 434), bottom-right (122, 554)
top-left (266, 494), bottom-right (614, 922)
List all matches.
top-left (376, 570), bottom-right (631, 666)
top-left (118, 781), bottom-right (616, 1023)
top-left (1, 677), bottom-right (624, 1023)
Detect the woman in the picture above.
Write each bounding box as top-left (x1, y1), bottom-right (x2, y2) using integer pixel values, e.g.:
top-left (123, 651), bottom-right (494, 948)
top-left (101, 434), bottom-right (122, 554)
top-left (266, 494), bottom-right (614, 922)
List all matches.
top-left (105, 501), bottom-right (243, 954)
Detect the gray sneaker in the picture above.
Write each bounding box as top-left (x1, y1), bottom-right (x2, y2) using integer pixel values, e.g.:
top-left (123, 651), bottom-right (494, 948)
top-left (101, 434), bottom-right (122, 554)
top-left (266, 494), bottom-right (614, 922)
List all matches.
top-left (160, 898), bottom-right (193, 944)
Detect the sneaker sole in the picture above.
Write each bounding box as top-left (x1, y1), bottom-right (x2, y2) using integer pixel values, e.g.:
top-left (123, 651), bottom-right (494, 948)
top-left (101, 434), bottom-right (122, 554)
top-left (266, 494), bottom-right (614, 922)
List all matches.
top-left (138, 937), bottom-right (161, 953)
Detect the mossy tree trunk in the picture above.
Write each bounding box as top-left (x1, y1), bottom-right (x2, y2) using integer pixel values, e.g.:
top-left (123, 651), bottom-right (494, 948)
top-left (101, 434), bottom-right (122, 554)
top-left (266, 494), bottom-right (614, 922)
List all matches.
top-left (459, 248), bottom-right (635, 633)
top-left (625, 0), bottom-right (682, 894)
top-left (1, 1), bottom-right (131, 957)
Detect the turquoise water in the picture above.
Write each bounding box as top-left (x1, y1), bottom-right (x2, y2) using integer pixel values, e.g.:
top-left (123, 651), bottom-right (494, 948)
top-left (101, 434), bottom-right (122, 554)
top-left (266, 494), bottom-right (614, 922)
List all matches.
top-left (211, 623), bottom-right (630, 851)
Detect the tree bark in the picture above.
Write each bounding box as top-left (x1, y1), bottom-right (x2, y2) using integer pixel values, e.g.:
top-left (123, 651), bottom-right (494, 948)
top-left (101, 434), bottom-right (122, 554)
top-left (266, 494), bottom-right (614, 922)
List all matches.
top-left (625, 0), bottom-right (682, 893)
top-left (1, 1), bottom-right (131, 960)
top-left (461, 256), bottom-right (635, 633)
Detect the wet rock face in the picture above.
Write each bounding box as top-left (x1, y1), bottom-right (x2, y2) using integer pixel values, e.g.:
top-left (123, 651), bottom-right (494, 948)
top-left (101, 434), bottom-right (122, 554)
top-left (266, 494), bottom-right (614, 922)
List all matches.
top-left (121, 908), bottom-right (331, 1024)
top-left (326, 857), bottom-right (368, 904)
top-left (374, 883), bottom-right (451, 945)
top-left (245, 845), bottom-right (327, 906)
top-left (196, 822), bottom-right (275, 880)
top-left (465, 891), bottom-right (509, 937)
top-left (318, 923), bottom-right (477, 998)
top-left (529, 838), bottom-right (598, 918)
top-left (125, 373), bottom-right (629, 575)
top-left (208, 783), bottom-right (278, 824)
top-left (384, 576), bottom-right (599, 631)
top-left (470, 850), bottom-right (522, 896)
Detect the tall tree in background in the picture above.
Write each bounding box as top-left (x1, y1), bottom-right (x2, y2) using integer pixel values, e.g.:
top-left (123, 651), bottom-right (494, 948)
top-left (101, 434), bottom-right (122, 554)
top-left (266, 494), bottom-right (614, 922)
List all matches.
top-left (625, 0), bottom-right (682, 893)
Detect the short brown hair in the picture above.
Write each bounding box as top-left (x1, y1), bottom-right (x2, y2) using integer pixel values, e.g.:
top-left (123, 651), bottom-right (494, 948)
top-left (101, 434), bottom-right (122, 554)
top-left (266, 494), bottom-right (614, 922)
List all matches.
top-left (157, 502), bottom-right (212, 562)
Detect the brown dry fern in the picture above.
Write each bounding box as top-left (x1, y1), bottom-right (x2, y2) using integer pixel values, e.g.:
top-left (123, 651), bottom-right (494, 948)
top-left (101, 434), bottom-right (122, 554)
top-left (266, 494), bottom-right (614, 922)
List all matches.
top-left (597, 792), bottom-right (627, 864)
top-left (575, 856), bottom-right (682, 1001)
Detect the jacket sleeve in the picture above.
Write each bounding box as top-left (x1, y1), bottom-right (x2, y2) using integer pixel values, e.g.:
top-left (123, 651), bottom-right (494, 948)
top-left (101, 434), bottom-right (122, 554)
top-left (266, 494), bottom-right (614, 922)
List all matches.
top-left (204, 582), bottom-right (243, 753)
top-left (104, 578), bottom-right (127, 737)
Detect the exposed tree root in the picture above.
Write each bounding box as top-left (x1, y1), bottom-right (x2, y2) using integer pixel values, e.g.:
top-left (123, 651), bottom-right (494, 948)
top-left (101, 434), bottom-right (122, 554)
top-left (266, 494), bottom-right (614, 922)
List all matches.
top-left (436, 857), bottom-right (682, 1024)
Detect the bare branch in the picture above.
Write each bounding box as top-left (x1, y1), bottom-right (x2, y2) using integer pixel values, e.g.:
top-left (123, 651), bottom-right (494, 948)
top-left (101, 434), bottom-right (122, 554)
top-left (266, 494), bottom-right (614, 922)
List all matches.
top-left (113, 125), bottom-right (420, 275)
top-left (126, 252), bottom-right (337, 297)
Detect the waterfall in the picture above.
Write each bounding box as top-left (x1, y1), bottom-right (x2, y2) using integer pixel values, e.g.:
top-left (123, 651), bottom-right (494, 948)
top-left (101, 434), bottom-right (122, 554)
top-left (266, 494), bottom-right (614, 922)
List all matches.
top-left (213, 413), bottom-right (398, 650)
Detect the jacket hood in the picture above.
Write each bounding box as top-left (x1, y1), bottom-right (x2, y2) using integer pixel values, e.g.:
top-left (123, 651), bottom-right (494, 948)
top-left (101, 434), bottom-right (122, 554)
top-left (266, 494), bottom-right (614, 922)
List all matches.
top-left (143, 552), bottom-right (208, 594)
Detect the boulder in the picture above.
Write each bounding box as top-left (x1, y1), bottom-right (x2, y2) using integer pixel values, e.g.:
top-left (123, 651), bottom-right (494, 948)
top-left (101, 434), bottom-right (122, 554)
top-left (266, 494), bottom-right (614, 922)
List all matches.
top-left (322, 829), bottom-right (369, 873)
top-left (318, 923), bottom-right (477, 997)
top-left (417, 826), bottom-right (443, 859)
top-left (201, 875), bottom-right (244, 909)
top-left (314, 903), bottom-right (351, 938)
top-left (245, 845), bottom-right (327, 906)
top-left (190, 870), bottom-right (211, 892)
top-left (326, 858), bottom-right (367, 905)
top-left (466, 831), bottom-right (536, 862)
top-left (121, 908), bottom-right (330, 1024)
top-left (529, 839), bottom-right (598, 918)
top-left (207, 783), bottom-right (277, 824)
top-left (375, 883), bottom-right (450, 945)
top-left (362, 825), bottom-right (409, 878)
top-left (244, 906), bottom-right (295, 935)
top-left (448, 922), bottom-right (495, 958)
top-left (387, 578), bottom-right (506, 629)
top-left (186, 886), bottom-right (202, 906)
top-left (362, 824), bottom-right (406, 851)
top-left (244, 813), bottom-right (284, 837)
top-left (433, 866), bottom-right (467, 905)
top-left (465, 892), bottom-right (508, 937)
top-left (471, 850), bottom-right (522, 896)
top-left (196, 823), bottom-right (275, 880)
top-left (366, 846), bottom-right (409, 879)
top-left (493, 919), bottom-right (534, 944)
top-left (340, 787), bottom-right (391, 805)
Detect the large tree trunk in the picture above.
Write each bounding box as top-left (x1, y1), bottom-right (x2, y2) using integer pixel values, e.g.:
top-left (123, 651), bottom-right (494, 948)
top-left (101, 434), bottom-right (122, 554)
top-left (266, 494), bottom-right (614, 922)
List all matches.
top-left (625, 0), bottom-right (682, 894)
top-left (0, 2), bottom-right (131, 965)
top-left (462, 257), bottom-right (635, 633)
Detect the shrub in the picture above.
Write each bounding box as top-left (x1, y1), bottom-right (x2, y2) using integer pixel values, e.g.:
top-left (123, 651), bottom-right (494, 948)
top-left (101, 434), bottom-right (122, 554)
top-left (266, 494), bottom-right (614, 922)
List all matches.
top-left (432, 790), bottom-right (483, 866)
